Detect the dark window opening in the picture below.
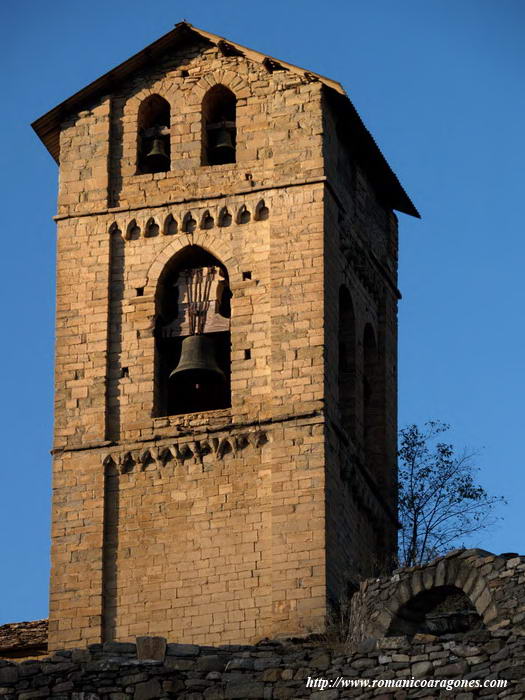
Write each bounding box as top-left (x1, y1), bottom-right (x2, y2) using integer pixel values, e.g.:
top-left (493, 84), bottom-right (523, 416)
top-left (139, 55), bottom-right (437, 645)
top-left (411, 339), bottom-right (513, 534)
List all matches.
top-left (137, 95), bottom-right (171, 174)
top-left (154, 246), bottom-right (232, 417)
top-left (136, 287), bottom-right (144, 297)
top-left (202, 85), bottom-right (236, 166)
top-left (244, 349), bottom-right (251, 360)
top-left (242, 271), bottom-right (252, 280)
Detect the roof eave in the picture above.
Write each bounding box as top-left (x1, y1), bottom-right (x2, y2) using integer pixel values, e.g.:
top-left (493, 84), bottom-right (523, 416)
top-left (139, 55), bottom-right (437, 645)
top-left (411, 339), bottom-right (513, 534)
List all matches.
top-left (324, 86), bottom-right (420, 219)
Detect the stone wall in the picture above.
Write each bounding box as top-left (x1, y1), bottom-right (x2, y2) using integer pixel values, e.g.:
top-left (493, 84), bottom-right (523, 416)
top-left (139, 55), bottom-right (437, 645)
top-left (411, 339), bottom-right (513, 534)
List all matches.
top-left (3, 551), bottom-right (524, 696)
top-left (49, 29), bottom-right (330, 648)
top-left (0, 631), bottom-right (523, 698)
top-left (50, 182), bottom-right (329, 649)
top-left (0, 621), bottom-right (47, 662)
top-left (32, 21), bottom-right (418, 650)
top-left (44, 24), bottom-right (403, 651)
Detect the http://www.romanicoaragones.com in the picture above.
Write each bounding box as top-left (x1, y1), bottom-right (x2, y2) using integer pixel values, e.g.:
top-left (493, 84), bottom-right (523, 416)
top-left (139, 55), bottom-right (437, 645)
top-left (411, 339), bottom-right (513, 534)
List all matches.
top-left (305, 676), bottom-right (508, 692)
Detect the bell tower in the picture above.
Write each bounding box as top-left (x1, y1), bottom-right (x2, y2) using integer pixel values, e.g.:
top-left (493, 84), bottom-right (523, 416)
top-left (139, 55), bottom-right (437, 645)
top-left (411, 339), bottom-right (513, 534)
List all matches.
top-left (33, 22), bottom-right (418, 650)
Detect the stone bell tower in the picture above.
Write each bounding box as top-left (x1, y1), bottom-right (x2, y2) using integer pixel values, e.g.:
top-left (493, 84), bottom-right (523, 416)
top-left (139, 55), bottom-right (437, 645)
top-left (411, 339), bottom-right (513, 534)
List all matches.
top-left (33, 22), bottom-right (418, 650)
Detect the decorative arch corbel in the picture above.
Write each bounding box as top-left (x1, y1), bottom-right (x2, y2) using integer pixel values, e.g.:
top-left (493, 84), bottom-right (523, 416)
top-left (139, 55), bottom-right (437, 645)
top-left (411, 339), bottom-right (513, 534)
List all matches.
top-left (126, 219), bottom-right (141, 240)
top-left (254, 199), bottom-right (269, 221)
top-left (237, 204), bottom-right (251, 224)
top-left (145, 217), bottom-right (160, 238)
top-left (163, 213), bottom-right (178, 236)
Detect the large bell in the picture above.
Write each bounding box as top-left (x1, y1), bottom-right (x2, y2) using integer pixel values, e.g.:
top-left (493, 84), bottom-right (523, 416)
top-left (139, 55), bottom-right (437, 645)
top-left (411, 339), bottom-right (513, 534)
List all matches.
top-left (145, 138), bottom-right (169, 169)
top-left (169, 335), bottom-right (225, 384)
top-left (210, 127), bottom-right (235, 164)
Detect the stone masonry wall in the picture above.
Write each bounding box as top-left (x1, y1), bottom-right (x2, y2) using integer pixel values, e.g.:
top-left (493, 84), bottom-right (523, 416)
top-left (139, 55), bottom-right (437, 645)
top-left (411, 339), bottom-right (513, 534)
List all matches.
top-left (1, 632), bottom-right (523, 698)
top-left (50, 184), bottom-right (328, 649)
top-left (4, 551), bottom-right (525, 697)
top-left (321, 95), bottom-right (400, 600)
top-left (350, 549), bottom-right (525, 644)
top-left (50, 35), bottom-right (330, 651)
top-left (47, 27), bottom-right (404, 651)
top-left (57, 38), bottom-right (325, 218)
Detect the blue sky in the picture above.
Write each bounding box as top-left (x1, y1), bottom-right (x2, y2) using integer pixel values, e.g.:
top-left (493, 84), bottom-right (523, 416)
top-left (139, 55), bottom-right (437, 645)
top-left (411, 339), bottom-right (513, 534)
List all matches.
top-left (0, 1), bottom-right (523, 625)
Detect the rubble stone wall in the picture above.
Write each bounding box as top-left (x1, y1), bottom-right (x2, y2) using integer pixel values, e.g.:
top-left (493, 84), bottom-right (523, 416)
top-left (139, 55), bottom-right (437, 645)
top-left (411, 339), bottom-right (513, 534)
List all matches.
top-left (4, 551), bottom-right (524, 696)
top-left (1, 631), bottom-right (523, 699)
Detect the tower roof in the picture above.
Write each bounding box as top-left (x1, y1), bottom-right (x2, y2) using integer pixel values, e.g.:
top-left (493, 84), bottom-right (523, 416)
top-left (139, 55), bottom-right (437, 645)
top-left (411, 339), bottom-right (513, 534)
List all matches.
top-left (32, 21), bottom-right (419, 218)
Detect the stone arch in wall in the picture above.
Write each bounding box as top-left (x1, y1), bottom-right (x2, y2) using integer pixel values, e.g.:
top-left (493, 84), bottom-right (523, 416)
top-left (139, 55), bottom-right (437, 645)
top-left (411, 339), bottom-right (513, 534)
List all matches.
top-left (145, 233), bottom-right (237, 296)
top-left (192, 71), bottom-right (251, 104)
top-left (367, 553), bottom-right (500, 639)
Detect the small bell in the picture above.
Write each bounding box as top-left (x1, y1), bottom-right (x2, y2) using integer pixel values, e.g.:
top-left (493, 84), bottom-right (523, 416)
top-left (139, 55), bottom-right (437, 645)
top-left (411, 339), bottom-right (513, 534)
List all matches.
top-left (169, 335), bottom-right (226, 414)
top-left (170, 335), bottom-right (225, 384)
top-left (209, 127), bottom-right (235, 164)
top-left (145, 138), bottom-right (169, 170)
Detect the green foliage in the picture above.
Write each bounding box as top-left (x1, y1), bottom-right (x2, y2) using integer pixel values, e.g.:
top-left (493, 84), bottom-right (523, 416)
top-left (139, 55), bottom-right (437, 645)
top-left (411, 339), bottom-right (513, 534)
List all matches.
top-left (398, 420), bottom-right (506, 567)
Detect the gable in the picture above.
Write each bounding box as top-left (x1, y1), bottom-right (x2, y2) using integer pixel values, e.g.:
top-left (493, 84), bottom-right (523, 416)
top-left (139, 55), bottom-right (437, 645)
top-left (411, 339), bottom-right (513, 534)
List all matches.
top-left (32, 21), bottom-right (419, 218)
top-left (32, 22), bottom-right (342, 165)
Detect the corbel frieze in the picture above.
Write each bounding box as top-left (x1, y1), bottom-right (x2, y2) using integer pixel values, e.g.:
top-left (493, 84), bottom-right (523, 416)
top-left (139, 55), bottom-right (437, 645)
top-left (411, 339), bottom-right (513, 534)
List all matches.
top-left (102, 430), bottom-right (268, 475)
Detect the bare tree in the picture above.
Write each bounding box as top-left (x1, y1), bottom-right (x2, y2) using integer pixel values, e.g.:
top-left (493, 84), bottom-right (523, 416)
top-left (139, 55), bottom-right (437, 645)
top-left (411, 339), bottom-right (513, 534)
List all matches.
top-left (398, 420), bottom-right (506, 567)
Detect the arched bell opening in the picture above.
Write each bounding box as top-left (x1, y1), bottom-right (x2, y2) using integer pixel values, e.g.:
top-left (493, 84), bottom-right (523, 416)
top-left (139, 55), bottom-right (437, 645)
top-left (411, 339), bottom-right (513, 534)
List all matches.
top-left (387, 585), bottom-right (484, 637)
top-left (137, 95), bottom-right (171, 174)
top-left (154, 246), bottom-right (231, 417)
top-left (363, 323), bottom-right (382, 477)
top-left (202, 85), bottom-right (236, 166)
top-left (338, 286), bottom-right (356, 441)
